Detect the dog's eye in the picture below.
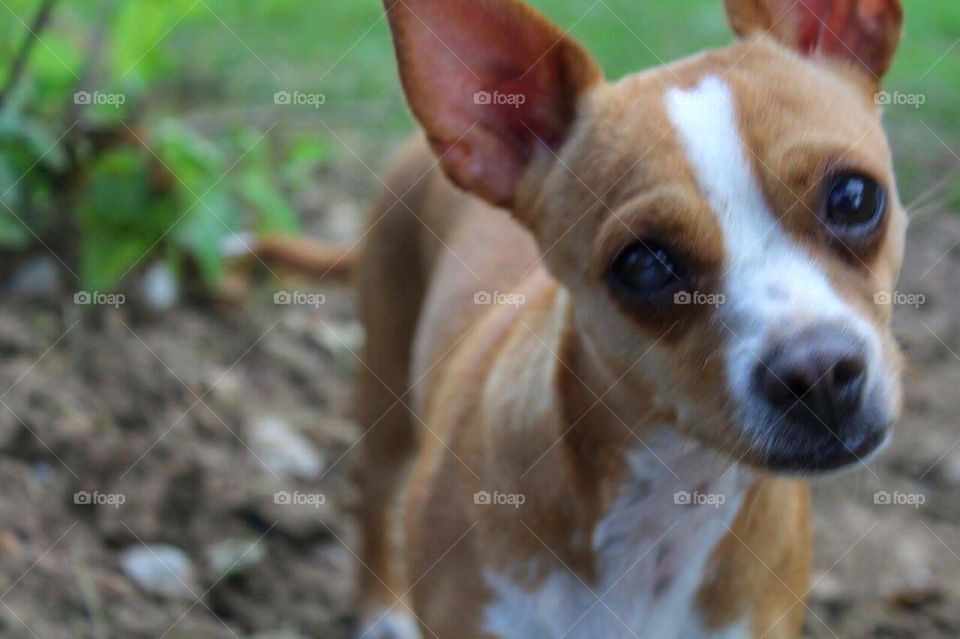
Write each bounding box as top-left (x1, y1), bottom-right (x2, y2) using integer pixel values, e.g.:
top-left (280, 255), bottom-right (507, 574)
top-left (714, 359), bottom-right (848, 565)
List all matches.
top-left (825, 173), bottom-right (886, 229)
top-left (609, 242), bottom-right (683, 296)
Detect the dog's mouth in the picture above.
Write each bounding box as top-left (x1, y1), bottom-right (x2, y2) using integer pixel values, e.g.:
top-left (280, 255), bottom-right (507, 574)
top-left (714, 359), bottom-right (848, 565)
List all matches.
top-left (752, 421), bottom-right (891, 475)
top-left (739, 383), bottom-right (896, 475)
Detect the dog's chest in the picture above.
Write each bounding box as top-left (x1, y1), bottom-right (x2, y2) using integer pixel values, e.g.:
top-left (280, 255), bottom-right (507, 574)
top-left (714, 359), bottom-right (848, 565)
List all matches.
top-left (482, 442), bottom-right (751, 639)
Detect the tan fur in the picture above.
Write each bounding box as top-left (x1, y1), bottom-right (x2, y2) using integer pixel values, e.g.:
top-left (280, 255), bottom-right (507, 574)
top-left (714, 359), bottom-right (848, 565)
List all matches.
top-left (248, 235), bottom-right (357, 280)
top-left (352, 0), bottom-right (906, 637)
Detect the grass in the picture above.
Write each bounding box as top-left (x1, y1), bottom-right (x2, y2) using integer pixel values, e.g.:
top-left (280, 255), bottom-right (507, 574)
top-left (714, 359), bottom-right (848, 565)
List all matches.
top-left (13, 0), bottom-right (960, 207)
top-left (281, 0), bottom-right (957, 207)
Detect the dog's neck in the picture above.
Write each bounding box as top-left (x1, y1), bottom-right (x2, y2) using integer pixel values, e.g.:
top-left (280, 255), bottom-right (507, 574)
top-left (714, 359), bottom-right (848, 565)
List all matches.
top-left (478, 282), bottom-right (753, 637)
top-left (480, 279), bottom-right (751, 533)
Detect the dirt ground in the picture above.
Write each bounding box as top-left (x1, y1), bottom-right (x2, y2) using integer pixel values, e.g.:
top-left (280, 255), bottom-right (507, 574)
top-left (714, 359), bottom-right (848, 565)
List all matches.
top-left (0, 198), bottom-right (956, 638)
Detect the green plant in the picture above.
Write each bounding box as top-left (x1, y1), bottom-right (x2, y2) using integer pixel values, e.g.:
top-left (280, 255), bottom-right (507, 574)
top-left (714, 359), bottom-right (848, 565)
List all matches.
top-left (0, 0), bottom-right (312, 294)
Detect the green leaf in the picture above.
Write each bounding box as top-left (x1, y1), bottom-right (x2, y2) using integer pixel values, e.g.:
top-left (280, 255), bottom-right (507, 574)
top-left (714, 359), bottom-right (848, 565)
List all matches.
top-left (79, 148), bottom-right (152, 228)
top-left (78, 148), bottom-right (178, 290)
top-left (149, 122), bottom-right (239, 284)
top-left (172, 189), bottom-right (234, 285)
top-left (237, 172), bottom-right (299, 235)
top-left (282, 136), bottom-right (333, 191)
top-left (27, 32), bottom-right (83, 110)
top-left (109, 0), bottom-right (205, 85)
top-left (80, 226), bottom-right (155, 292)
top-left (0, 111), bottom-right (68, 174)
top-left (0, 156), bottom-right (30, 249)
top-left (152, 120), bottom-right (226, 193)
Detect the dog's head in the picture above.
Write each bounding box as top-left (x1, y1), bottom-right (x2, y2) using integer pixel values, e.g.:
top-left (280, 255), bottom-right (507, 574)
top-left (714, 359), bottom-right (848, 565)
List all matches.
top-left (385, 0), bottom-right (906, 474)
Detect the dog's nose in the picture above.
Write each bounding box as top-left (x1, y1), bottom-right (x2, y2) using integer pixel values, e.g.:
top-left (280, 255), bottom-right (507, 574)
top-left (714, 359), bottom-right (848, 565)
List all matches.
top-left (757, 325), bottom-right (867, 429)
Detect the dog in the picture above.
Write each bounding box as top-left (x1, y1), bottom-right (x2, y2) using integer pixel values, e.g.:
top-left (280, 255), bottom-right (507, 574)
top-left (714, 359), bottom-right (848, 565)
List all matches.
top-left (335, 0), bottom-right (909, 637)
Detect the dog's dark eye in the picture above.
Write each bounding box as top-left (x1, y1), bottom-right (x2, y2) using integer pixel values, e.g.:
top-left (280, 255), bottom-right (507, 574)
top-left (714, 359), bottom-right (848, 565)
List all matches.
top-left (825, 173), bottom-right (886, 229)
top-left (609, 242), bottom-right (682, 296)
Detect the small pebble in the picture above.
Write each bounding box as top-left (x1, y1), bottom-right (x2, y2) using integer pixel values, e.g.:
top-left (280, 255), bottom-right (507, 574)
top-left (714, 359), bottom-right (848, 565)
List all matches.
top-left (206, 537), bottom-right (267, 577)
top-left (249, 416), bottom-right (325, 480)
top-left (141, 261), bottom-right (179, 312)
top-left (119, 544), bottom-right (196, 600)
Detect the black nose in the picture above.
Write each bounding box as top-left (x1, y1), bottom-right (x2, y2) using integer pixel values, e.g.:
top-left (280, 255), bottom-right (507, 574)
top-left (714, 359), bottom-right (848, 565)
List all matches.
top-left (757, 325), bottom-right (867, 429)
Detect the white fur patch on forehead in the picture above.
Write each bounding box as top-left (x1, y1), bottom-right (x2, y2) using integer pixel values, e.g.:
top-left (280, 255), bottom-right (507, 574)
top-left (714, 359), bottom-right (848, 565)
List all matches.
top-left (661, 74), bottom-right (855, 324)
top-left (664, 75), bottom-right (770, 254)
top-left (662, 74), bottom-right (841, 304)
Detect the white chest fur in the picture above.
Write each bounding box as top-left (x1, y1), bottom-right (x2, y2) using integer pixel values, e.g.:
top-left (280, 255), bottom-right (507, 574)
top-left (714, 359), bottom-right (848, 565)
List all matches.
top-left (482, 435), bottom-right (752, 639)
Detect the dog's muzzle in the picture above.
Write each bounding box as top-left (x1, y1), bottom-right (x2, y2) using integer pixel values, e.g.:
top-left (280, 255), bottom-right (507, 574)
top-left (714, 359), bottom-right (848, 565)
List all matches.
top-left (751, 323), bottom-right (890, 473)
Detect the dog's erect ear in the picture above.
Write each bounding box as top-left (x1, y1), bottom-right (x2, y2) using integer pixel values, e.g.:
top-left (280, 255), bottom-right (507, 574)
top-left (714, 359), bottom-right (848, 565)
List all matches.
top-left (383, 0), bottom-right (602, 209)
top-left (724, 0), bottom-right (903, 80)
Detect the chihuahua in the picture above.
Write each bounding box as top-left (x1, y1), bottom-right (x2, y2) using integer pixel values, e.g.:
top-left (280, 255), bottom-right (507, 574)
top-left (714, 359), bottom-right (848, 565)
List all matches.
top-left (347, 0), bottom-right (908, 637)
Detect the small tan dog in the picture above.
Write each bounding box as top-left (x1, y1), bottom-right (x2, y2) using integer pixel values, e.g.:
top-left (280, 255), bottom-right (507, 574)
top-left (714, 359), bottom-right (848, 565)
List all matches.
top-left (338, 0), bottom-right (909, 637)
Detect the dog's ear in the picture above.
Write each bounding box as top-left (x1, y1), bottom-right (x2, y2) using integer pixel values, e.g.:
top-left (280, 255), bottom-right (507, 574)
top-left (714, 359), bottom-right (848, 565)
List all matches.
top-left (383, 0), bottom-right (602, 209)
top-left (724, 0), bottom-right (903, 80)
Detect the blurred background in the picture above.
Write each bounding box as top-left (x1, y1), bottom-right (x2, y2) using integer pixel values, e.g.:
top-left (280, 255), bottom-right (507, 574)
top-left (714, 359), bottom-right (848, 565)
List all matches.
top-left (0, 1), bottom-right (957, 637)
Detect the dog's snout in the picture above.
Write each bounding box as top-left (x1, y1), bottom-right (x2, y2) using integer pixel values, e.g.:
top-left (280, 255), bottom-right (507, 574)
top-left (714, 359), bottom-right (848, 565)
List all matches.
top-left (757, 326), bottom-right (867, 429)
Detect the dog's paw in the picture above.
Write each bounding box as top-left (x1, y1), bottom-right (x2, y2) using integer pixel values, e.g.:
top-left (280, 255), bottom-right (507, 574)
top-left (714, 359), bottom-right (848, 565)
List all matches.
top-left (357, 610), bottom-right (422, 639)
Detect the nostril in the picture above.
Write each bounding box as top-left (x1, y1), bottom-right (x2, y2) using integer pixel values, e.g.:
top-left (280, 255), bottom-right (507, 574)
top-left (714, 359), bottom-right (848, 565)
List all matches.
top-left (832, 356), bottom-right (866, 392)
top-left (783, 369), bottom-right (815, 400)
top-left (757, 359), bottom-right (814, 409)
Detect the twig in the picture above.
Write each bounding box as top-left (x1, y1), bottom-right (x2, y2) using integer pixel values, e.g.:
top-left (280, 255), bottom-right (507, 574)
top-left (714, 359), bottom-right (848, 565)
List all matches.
top-left (0, 0), bottom-right (60, 110)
